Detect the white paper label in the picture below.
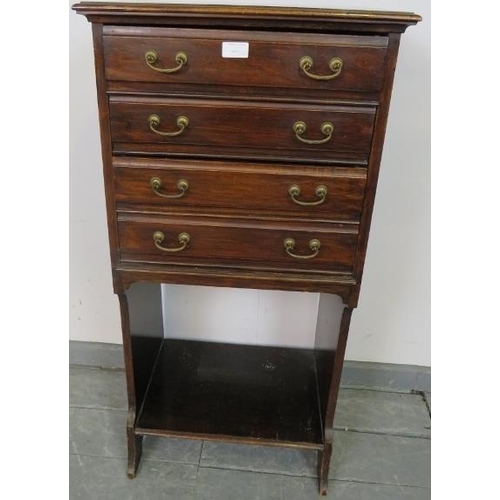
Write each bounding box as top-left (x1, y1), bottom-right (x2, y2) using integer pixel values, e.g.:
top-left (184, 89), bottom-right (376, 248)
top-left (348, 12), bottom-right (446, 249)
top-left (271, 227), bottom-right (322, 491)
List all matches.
top-left (222, 42), bottom-right (249, 58)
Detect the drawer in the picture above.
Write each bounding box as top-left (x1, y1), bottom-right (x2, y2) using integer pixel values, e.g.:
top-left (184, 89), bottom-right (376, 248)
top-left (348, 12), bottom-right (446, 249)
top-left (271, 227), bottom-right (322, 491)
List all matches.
top-left (114, 158), bottom-right (367, 222)
top-left (117, 215), bottom-right (358, 274)
top-left (109, 97), bottom-right (376, 163)
top-left (103, 28), bottom-right (388, 94)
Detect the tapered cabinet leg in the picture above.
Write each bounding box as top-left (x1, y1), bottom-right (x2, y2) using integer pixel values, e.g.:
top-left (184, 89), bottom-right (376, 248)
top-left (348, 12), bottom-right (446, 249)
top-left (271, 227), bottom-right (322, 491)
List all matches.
top-left (314, 300), bottom-right (354, 495)
top-left (126, 411), bottom-right (143, 478)
top-left (118, 284), bottom-right (164, 479)
top-left (318, 442), bottom-right (332, 496)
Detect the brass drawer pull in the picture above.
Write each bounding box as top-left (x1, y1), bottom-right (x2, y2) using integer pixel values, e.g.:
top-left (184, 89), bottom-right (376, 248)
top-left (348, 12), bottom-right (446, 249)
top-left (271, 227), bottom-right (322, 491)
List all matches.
top-left (144, 50), bottom-right (188, 73)
top-left (150, 177), bottom-right (189, 199)
top-left (149, 114), bottom-right (189, 137)
top-left (299, 56), bottom-right (343, 80)
top-left (293, 121), bottom-right (333, 145)
top-left (153, 231), bottom-right (190, 252)
top-left (288, 184), bottom-right (327, 206)
top-left (284, 238), bottom-right (321, 259)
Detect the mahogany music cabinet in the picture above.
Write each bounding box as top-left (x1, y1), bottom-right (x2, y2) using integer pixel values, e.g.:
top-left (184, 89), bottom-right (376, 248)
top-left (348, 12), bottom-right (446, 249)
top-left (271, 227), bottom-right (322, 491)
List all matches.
top-left (73, 3), bottom-right (421, 494)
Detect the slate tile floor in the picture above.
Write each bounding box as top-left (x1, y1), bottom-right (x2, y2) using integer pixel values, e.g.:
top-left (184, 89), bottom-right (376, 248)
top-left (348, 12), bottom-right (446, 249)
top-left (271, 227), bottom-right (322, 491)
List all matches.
top-left (69, 353), bottom-right (430, 499)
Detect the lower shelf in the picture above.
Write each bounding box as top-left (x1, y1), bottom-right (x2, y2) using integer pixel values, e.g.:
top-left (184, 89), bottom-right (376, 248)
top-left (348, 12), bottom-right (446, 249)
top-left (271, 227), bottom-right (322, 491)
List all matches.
top-left (136, 339), bottom-right (326, 449)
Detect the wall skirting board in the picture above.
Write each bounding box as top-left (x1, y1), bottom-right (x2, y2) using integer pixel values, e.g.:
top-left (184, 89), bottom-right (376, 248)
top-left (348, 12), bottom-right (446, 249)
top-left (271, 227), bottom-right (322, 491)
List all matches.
top-left (69, 341), bottom-right (430, 393)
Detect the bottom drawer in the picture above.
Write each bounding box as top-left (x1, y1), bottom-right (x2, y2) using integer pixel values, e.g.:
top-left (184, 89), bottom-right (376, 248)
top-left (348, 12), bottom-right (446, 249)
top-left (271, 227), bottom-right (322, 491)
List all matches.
top-left (117, 215), bottom-right (358, 274)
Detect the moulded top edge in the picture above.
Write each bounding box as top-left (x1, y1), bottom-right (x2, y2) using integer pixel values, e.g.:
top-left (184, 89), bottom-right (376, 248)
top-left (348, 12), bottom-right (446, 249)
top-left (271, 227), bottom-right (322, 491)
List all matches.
top-left (72, 2), bottom-right (422, 26)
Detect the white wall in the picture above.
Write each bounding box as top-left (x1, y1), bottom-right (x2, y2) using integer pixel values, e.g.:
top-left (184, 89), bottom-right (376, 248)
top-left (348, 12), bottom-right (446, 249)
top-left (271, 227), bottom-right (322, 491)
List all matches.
top-left (69, 0), bottom-right (430, 366)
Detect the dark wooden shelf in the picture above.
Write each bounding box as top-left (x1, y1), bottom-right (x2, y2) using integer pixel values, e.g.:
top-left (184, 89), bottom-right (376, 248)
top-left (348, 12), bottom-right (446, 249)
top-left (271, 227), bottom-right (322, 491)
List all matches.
top-left (136, 339), bottom-right (325, 449)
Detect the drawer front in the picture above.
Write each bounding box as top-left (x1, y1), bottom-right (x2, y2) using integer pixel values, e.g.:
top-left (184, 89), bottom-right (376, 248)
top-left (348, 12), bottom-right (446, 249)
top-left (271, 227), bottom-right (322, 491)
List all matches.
top-left (118, 216), bottom-right (358, 273)
top-left (114, 159), bottom-right (367, 222)
top-left (109, 97), bottom-right (376, 163)
top-left (103, 28), bottom-right (388, 93)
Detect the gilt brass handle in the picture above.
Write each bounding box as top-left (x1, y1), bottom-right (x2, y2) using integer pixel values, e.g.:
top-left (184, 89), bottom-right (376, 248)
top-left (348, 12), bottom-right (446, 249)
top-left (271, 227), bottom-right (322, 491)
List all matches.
top-left (149, 114), bottom-right (189, 137)
top-left (289, 184), bottom-right (327, 207)
top-left (293, 121), bottom-right (333, 145)
top-left (284, 238), bottom-right (321, 259)
top-left (150, 177), bottom-right (189, 199)
top-left (299, 56), bottom-right (343, 80)
top-left (153, 231), bottom-right (190, 252)
top-left (144, 50), bottom-right (188, 73)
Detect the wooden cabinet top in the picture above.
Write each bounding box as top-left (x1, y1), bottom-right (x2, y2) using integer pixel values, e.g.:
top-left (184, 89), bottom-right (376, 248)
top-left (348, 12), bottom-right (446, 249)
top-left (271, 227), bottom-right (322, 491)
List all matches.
top-left (73, 2), bottom-right (421, 33)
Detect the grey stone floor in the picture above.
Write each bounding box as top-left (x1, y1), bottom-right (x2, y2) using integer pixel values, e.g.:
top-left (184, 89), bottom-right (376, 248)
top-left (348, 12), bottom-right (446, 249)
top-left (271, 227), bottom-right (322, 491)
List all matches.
top-left (69, 346), bottom-right (431, 499)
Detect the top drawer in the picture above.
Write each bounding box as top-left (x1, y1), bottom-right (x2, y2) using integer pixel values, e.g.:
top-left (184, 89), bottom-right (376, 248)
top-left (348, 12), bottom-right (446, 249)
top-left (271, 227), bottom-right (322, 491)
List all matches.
top-left (103, 28), bottom-right (388, 94)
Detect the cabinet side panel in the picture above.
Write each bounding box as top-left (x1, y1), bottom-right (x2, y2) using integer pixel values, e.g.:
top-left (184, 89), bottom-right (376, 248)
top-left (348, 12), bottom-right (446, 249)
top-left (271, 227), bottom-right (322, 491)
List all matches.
top-left (322, 306), bottom-right (353, 437)
top-left (314, 293), bottom-right (344, 424)
top-left (91, 23), bottom-right (121, 287)
top-left (125, 283), bottom-right (164, 412)
top-left (350, 33), bottom-right (402, 307)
